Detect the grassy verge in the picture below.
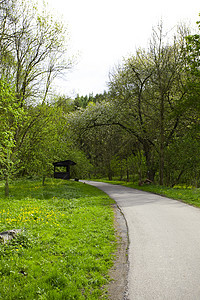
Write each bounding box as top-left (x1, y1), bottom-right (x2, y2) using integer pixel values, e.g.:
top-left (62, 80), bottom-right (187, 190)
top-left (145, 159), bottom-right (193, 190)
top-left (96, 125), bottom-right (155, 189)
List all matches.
top-left (93, 179), bottom-right (200, 208)
top-left (0, 178), bottom-right (116, 300)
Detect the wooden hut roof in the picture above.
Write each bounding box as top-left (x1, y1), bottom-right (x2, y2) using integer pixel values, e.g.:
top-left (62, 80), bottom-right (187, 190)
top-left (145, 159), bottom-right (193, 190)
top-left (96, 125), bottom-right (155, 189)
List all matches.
top-left (53, 160), bottom-right (76, 167)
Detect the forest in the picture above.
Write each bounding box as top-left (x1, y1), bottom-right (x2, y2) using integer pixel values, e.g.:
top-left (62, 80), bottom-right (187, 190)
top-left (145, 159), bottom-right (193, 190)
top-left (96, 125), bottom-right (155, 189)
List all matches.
top-left (1, 0), bottom-right (200, 196)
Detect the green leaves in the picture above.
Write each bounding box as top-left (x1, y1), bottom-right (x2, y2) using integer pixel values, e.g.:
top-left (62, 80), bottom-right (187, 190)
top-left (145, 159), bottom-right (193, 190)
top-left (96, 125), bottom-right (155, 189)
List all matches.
top-left (0, 78), bottom-right (25, 195)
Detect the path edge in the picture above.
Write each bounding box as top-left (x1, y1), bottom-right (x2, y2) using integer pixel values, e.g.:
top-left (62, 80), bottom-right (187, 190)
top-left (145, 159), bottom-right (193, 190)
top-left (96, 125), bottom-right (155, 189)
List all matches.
top-left (107, 203), bottom-right (130, 300)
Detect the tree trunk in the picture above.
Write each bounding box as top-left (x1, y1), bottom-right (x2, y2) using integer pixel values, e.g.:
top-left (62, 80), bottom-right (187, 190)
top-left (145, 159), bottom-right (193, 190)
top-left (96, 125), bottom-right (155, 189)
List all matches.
top-left (108, 172), bottom-right (112, 181)
top-left (120, 159), bottom-right (123, 181)
top-left (159, 96), bottom-right (165, 185)
top-left (143, 142), bottom-right (155, 182)
top-left (108, 164), bottom-right (112, 181)
top-left (126, 158), bottom-right (129, 182)
top-left (42, 175), bottom-right (46, 186)
top-left (171, 169), bottom-right (185, 187)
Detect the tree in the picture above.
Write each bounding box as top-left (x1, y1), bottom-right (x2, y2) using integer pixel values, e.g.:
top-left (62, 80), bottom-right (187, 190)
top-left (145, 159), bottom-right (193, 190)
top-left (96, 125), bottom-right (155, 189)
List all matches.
top-left (0, 0), bottom-right (16, 78)
top-left (148, 23), bottom-right (188, 184)
top-left (16, 99), bottom-right (92, 182)
top-left (184, 16), bottom-right (200, 112)
top-left (108, 23), bottom-right (189, 184)
top-left (164, 131), bottom-right (200, 187)
top-left (0, 78), bottom-right (24, 196)
top-left (0, 0), bottom-right (73, 106)
top-left (0, 0), bottom-right (74, 189)
top-left (73, 92), bottom-right (108, 110)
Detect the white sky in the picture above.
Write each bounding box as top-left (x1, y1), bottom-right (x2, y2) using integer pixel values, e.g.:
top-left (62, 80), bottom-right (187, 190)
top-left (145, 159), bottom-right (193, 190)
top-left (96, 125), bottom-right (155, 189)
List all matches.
top-left (38, 0), bottom-right (199, 97)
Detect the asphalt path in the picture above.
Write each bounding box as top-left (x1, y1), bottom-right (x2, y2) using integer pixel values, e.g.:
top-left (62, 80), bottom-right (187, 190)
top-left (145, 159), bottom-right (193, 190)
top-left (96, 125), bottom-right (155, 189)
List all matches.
top-left (82, 181), bottom-right (200, 300)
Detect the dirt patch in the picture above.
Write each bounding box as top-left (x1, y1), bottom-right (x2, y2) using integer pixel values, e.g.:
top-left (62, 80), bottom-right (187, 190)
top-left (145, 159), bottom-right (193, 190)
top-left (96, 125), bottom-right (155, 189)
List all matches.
top-left (107, 204), bottom-right (129, 300)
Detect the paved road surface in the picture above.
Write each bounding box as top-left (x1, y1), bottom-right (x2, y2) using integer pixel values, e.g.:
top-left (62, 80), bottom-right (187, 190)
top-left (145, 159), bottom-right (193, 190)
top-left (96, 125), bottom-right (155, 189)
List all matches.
top-left (82, 181), bottom-right (200, 300)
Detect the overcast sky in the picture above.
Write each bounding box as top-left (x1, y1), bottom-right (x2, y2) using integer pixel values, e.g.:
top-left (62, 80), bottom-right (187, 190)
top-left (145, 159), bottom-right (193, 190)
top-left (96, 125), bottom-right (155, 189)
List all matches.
top-left (38, 0), bottom-right (199, 97)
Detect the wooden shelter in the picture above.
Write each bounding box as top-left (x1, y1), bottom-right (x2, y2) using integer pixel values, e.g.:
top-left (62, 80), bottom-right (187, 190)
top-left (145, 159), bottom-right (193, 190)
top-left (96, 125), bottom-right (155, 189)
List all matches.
top-left (53, 160), bottom-right (76, 180)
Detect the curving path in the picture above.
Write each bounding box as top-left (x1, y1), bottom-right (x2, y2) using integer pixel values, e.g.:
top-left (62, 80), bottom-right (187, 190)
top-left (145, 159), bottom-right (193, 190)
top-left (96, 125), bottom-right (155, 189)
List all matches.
top-left (82, 181), bottom-right (200, 300)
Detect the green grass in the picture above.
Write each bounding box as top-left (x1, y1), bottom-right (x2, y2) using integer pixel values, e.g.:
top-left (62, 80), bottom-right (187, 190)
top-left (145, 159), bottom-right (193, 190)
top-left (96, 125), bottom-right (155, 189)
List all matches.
top-left (93, 178), bottom-right (200, 208)
top-left (0, 178), bottom-right (116, 300)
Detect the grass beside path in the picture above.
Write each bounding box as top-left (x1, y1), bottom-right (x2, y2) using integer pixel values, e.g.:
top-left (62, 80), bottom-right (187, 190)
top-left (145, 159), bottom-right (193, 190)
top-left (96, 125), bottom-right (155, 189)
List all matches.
top-left (0, 178), bottom-right (116, 300)
top-left (94, 179), bottom-right (200, 208)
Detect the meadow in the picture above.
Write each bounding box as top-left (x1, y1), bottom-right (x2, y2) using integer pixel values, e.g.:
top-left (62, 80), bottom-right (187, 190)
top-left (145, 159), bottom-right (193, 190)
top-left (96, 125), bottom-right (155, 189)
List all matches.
top-left (0, 179), bottom-right (116, 300)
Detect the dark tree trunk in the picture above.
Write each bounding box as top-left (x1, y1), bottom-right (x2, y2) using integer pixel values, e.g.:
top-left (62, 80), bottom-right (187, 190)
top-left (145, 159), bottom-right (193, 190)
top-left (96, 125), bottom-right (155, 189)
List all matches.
top-left (159, 96), bottom-right (165, 185)
top-left (126, 158), bottom-right (129, 182)
top-left (143, 142), bottom-right (155, 182)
